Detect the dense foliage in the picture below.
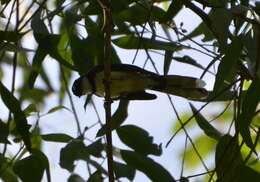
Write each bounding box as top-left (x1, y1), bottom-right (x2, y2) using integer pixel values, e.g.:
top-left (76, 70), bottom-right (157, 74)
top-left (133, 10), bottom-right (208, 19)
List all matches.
top-left (0, 0), bottom-right (260, 181)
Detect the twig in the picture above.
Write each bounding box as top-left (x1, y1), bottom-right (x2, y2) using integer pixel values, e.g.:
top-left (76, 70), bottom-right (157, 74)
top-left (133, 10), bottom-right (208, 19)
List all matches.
top-left (98, 0), bottom-right (115, 181)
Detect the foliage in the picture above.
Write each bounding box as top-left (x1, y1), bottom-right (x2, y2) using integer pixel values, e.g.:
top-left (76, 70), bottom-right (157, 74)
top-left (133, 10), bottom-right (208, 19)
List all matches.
top-left (0, 0), bottom-right (260, 181)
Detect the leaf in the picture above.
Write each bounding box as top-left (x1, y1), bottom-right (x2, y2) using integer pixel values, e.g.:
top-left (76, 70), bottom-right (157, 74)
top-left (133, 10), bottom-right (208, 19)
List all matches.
top-left (28, 48), bottom-right (47, 88)
top-left (163, 50), bottom-right (173, 75)
top-left (19, 87), bottom-right (50, 104)
top-left (120, 150), bottom-right (176, 182)
top-left (0, 120), bottom-right (10, 144)
top-left (210, 8), bottom-right (232, 50)
top-left (173, 56), bottom-right (204, 70)
top-left (190, 103), bottom-right (222, 140)
top-left (113, 35), bottom-right (183, 51)
top-left (41, 133), bottom-right (73, 143)
top-left (117, 125), bottom-right (162, 156)
top-left (96, 100), bottom-right (129, 137)
top-left (46, 105), bottom-right (70, 114)
top-left (116, 4), bottom-right (166, 25)
top-left (114, 161), bottom-right (135, 181)
top-left (68, 174), bottom-right (85, 182)
top-left (215, 135), bottom-right (243, 181)
top-left (163, 0), bottom-right (183, 22)
top-left (183, 135), bottom-right (216, 168)
top-left (0, 30), bottom-right (25, 42)
top-left (0, 42), bottom-right (34, 52)
top-left (215, 135), bottom-right (260, 182)
top-left (69, 35), bottom-right (97, 75)
top-left (237, 79), bottom-right (260, 149)
top-left (213, 36), bottom-right (243, 96)
top-left (60, 139), bottom-right (104, 171)
top-left (23, 104), bottom-right (38, 116)
top-left (0, 81), bottom-right (31, 152)
top-left (13, 149), bottom-right (50, 182)
top-left (87, 171), bottom-right (103, 182)
top-left (0, 154), bottom-right (19, 182)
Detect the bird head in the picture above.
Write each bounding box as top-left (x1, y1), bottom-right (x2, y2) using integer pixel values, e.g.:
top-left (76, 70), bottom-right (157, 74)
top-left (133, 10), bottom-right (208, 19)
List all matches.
top-left (72, 78), bottom-right (84, 97)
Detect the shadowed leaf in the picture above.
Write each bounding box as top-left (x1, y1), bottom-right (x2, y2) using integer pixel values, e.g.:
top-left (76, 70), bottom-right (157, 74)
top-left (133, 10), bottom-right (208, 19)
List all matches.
top-left (121, 150), bottom-right (175, 182)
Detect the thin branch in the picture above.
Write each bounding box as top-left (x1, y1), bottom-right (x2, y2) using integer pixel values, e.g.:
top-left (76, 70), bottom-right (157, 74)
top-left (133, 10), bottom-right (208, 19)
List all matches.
top-left (98, 0), bottom-right (115, 181)
top-left (60, 66), bottom-right (82, 135)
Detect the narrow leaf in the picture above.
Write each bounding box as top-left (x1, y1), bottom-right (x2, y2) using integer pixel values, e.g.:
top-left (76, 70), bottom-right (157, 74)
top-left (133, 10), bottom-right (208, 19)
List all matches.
top-left (215, 135), bottom-right (260, 182)
top-left (121, 150), bottom-right (175, 182)
top-left (0, 81), bottom-right (31, 152)
top-left (237, 79), bottom-right (260, 149)
top-left (0, 120), bottom-right (10, 144)
top-left (164, 50), bottom-right (173, 75)
top-left (41, 133), bottom-right (73, 143)
top-left (113, 35), bottom-right (182, 51)
top-left (190, 103), bottom-right (222, 140)
top-left (213, 36), bottom-right (243, 95)
top-left (28, 47), bottom-right (47, 88)
top-left (46, 105), bottom-right (70, 114)
top-left (96, 100), bottom-right (129, 137)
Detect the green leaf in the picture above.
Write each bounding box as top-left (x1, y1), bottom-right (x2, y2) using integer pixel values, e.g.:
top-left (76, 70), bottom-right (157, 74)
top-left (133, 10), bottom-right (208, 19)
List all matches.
top-left (163, 50), bottom-right (173, 75)
top-left (215, 135), bottom-right (243, 181)
top-left (190, 103), bottom-right (222, 140)
top-left (68, 174), bottom-right (85, 182)
top-left (114, 161), bottom-right (135, 181)
top-left (60, 139), bottom-right (104, 171)
top-left (213, 36), bottom-right (243, 95)
top-left (97, 100), bottom-right (129, 137)
top-left (19, 87), bottom-right (49, 104)
top-left (0, 30), bottom-right (25, 42)
top-left (69, 35), bottom-right (97, 75)
top-left (13, 149), bottom-right (50, 182)
top-left (120, 150), bottom-right (175, 182)
top-left (46, 105), bottom-right (70, 114)
top-left (237, 79), bottom-right (260, 149)
top-left (116, 4), bottom-right (166, 25)
top-left (0, 154), bottom-right (19, 182)
top-left (113, 35), bottom-right (183, 51)
top-left (163, 0), bottom-right (183, 22)
top-left (0, 81), bottom-right (31, 152)
top-left (210, 8), bottom-right (232, 50)
top-left (173, 56), bottom-right (204, 70)
top-left (215, 135), bottom-right (260, 182)
top-left (0, 0), bottom-right (11, 4)
top-left (183, 135), bottom-right (216, 168)
top-left (117, 125), bottom-right (162, 156)
top-left (0, 120), bottom-right (10, 144)
top-left (41, 133), bottom-right (73, 143)
top-left (87, 171), bottom-right (103, 182)
top-left (23, 104), bottom-right (38, 116)
top-left (28, 47), bottom-right (47, 88)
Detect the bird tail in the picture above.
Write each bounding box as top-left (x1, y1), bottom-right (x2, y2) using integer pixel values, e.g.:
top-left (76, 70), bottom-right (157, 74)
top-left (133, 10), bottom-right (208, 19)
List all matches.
top-left (152, 75), bottom-right (208, 100)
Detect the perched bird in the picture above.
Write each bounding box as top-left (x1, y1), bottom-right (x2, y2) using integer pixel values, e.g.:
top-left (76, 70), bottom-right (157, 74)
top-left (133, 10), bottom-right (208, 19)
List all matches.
top-left (72, 64), bottom-right (208, 100)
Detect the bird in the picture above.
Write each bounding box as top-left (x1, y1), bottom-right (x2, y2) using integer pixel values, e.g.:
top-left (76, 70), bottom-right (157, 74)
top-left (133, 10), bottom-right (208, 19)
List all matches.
top-left (72, 64), bottom-right (208, 100)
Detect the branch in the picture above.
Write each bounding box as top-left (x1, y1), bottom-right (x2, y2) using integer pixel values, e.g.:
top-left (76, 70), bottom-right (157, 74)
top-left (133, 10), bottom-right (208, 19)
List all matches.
top-left (98, 0), bottom-right (115, 181)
